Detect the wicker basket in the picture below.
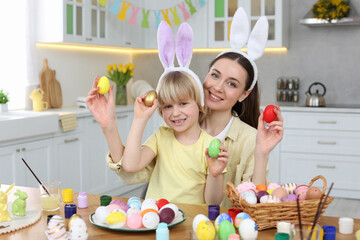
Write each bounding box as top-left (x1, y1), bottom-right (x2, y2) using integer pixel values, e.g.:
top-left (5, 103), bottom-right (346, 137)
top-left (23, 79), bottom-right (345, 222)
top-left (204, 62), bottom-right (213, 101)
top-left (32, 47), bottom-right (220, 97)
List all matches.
top-left (225, 175), bottom-right (334, 231)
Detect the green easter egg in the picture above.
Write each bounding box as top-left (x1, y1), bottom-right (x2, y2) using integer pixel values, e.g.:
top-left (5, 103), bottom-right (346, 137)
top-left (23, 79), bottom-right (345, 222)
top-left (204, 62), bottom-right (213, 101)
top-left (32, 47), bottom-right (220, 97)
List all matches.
top-left (218, 220), bottom-right (236, 240)
top-left (208, 139), bottom-right (221, 158)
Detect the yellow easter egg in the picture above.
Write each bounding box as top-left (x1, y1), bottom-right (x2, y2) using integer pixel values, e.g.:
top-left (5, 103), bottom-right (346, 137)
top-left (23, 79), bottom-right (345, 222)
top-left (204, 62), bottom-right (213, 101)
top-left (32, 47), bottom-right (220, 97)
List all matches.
top-left (267, 189), bottom-right (274, 195)
top-left (196, 220), bottom-right (215, 240)
top-left (97, 76), bottom-right (110, 94)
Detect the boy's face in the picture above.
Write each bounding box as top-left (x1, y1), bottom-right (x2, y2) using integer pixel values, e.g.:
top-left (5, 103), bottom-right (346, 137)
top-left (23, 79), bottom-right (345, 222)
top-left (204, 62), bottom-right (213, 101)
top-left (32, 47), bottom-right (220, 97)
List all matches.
top-left (161, 99), bottom-right (200, 134)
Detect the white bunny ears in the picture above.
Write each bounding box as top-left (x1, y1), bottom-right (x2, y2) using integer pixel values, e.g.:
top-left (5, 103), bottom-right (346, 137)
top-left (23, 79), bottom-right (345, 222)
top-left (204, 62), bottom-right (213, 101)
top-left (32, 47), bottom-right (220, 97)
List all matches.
top-left (156, 21), bottom-right (204, 106)
top-left (218, 7), bottom-right (269, 90)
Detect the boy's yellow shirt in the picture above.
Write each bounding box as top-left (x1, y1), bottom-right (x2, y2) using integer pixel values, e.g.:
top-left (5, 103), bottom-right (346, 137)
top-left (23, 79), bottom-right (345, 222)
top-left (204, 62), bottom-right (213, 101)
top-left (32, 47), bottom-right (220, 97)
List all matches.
top-left (144, 126), bottom-right (214, 204)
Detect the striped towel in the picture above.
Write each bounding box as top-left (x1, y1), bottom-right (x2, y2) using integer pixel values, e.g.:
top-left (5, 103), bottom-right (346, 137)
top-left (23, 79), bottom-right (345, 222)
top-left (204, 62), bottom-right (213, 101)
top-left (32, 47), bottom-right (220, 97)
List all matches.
top-left (59, 112), bottom-right (77, 132)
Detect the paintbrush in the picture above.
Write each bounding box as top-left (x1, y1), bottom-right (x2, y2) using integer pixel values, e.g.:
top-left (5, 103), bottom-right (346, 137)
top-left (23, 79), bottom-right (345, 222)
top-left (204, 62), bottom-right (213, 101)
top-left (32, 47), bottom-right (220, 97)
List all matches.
top-left (307, 182), bottom-right (334, 240)
top-left (21, 158), bottom-right (50, 196)
top-left (297, 195), bottom-right (304, 240)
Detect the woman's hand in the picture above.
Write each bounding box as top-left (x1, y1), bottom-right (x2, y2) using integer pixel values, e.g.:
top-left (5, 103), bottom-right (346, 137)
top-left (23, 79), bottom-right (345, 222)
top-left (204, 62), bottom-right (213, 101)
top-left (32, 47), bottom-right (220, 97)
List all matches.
top-left (256, 105), bottom-right (284, 156)
top-left (206, 145), bottom-right (229, 177)
top-left (86, 76), bottom-right (117, 131)
top-left (133, 92), bottom-right (158, 121)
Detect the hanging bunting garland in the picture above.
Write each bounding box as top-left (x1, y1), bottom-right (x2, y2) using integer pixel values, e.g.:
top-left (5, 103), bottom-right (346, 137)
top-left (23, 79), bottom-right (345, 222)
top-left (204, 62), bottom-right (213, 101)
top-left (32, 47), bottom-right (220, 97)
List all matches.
top-left (117, 1), bottom-right (131, 21)
top-left (141, 9), bottom-right (150, 28)
top-left (185, 0), bottom-right (197, 15)
top-left (170, 7), bottom-right (181, 26)
top-left (129, 5), bottom-right (140, 26)
top-left (100, 0), bottom-right (207, 29)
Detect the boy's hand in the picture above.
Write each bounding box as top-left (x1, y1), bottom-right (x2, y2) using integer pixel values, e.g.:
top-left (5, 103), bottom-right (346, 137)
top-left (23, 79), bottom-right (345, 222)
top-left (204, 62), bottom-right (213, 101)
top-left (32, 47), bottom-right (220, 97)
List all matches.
top-left (134, 92), bottom-right (158, 120)
top-left (206, 145), bottom-right (228, 177)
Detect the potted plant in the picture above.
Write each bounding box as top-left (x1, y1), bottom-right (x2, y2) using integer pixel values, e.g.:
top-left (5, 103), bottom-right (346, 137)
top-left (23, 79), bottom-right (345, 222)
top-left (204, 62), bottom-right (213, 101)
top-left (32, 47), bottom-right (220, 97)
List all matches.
top-left (0, 89), bottom-right (9, 112)
top-left (312, 0), bottom-right (350, 22)
top-left (107, 62), bottom-right (135, 105)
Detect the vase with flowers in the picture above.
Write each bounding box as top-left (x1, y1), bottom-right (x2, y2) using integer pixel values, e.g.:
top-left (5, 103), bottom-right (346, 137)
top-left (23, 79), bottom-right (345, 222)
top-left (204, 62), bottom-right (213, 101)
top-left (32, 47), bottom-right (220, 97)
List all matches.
top-left (0, 89), bottom-right (9, 112)
top-left (107, 62), bottom-right (135, 105)
top-left (312, 0), bottom-right (350, 22)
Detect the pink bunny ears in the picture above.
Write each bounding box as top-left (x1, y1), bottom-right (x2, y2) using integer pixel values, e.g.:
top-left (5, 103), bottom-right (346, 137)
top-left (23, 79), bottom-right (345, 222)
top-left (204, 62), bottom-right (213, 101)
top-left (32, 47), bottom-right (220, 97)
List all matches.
top-left (156, 21), bottom-right (204, 106)
top-left (218, 7), bottom-right (269, 90)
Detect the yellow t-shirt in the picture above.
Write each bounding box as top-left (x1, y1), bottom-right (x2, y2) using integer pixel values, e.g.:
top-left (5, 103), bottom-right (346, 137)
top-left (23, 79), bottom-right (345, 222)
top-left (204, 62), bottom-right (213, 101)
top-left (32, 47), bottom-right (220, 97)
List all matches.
top-left (143, 126), bottom-right (214, 205)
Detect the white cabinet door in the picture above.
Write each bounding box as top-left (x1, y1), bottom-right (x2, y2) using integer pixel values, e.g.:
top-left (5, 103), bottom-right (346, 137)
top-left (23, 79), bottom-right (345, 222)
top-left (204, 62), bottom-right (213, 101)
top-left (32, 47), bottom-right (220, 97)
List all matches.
top-left (208, 0), bottom-right (288, 47)
top-left (0, 139), bottom-right (54, 188)
top-left (53, 133), bottom-right (84, 193)
top-left (84, 117), bottom-right (109, 194)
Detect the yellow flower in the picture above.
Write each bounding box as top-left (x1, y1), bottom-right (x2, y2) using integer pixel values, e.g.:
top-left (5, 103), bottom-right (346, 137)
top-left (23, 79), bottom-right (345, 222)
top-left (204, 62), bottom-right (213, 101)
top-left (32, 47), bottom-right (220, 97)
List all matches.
top-left (122, 67), bottom-right (127, 74)
top-left (113, 64), bottom-right (117, 71)
top-left (107, 65), bottom-right (112, 71)
top-left (130, 72), bottom-right (134, 77)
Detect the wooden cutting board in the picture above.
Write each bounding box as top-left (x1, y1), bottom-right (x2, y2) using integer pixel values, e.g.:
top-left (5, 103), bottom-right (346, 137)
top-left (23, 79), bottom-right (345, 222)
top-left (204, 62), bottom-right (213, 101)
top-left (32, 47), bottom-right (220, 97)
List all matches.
top-left (39, 58), bottom-right (62, 108)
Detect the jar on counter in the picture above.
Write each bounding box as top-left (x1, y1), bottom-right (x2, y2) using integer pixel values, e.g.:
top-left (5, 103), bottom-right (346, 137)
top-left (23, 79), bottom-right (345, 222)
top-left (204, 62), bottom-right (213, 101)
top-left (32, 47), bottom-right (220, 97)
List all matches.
top-left (288, 79), bottom-right (294, 90)
top-left (77, 192), bottom-right (88, 208)
top-left (293, 77), bottom-right (299, 90)
top-left (277, 77), bottom-right (284, 89)
top-left (276, 90), bottom-right (282, 102)
top-left (287, 90), bottom-right (293, 102)
top-left (293, 91), bottom-right (299, 102)
top-left (281, 90), bottom-right (287, 102)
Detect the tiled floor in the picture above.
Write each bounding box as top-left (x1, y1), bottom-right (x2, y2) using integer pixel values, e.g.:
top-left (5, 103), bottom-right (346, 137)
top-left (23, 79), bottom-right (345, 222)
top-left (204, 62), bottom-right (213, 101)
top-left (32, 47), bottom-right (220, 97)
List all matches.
top-left (121, 187), bottom-right (360, 219)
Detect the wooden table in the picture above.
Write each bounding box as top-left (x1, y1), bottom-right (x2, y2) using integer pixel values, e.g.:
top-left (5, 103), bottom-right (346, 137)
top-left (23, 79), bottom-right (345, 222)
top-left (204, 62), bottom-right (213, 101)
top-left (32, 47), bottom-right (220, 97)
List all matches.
top-left (1, 185), bottom-right (359, 239)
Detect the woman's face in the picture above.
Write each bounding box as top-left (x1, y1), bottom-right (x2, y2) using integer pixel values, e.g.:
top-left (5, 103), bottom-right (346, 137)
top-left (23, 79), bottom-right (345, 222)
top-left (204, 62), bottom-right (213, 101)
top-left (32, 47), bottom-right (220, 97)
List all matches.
top-left (203, 58), bottom-right (251, 112)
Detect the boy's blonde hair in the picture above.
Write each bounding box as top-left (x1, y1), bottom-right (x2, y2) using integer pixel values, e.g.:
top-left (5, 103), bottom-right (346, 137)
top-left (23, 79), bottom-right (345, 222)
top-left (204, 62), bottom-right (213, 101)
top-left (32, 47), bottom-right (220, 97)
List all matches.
top-left (157, 71), bottom-right (206, 123)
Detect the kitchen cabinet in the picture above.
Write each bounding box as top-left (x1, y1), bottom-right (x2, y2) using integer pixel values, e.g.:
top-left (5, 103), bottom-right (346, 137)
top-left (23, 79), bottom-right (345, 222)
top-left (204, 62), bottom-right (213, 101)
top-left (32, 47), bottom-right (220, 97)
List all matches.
top-left (208, 0), bottom-right (289, 47)
top-left (53, 131), bottom-right (85, 193)
top-left (36, 0), bottom-right (128, 46)
top-left (275, 108), bottom-right (360, 199)
top-left (0, 138), bottom-right (54, 188)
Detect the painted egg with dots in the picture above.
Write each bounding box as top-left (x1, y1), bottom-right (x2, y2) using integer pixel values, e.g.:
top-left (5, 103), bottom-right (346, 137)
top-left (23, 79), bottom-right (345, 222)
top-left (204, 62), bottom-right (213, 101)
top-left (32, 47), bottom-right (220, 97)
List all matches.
top-left (97, 76), bottom-right (110, 94)
top-left (196, 220), bottom-right (216, 240)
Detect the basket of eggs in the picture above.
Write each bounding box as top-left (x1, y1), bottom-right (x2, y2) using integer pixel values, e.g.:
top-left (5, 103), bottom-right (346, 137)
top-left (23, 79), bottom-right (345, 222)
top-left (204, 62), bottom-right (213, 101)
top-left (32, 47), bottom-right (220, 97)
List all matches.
top-left (225, 175), bottom-right (334, 231)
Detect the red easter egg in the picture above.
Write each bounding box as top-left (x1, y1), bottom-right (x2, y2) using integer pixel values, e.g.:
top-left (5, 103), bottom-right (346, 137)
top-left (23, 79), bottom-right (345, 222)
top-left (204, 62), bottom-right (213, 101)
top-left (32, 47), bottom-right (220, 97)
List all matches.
top-left (156, 199), bottom-right (169, 210)
top-left (263, 105), bottom-right (276, 123)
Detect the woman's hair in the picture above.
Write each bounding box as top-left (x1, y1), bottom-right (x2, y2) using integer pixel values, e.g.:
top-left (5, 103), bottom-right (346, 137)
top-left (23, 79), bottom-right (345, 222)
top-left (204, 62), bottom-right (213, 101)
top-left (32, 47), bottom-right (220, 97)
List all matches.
top-left (157, 71), bottom-right (206, 123)
top-left (208, 52), bottom-right (260, 128)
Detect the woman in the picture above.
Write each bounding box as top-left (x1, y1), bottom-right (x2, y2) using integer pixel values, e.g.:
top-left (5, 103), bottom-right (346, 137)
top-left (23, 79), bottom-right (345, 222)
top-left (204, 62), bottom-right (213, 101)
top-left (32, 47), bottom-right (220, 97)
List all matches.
top-left (200, 52), bottom-right (283, 207)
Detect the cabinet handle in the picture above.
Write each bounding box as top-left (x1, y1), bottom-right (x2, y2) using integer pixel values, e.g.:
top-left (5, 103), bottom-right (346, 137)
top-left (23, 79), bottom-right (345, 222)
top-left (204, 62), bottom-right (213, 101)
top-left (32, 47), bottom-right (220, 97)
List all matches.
top-left (318, 120), bottom-right (337, 124)
top-left (16, 149), bottom-right (20, 152)
top-left (317, 141), bottom-right (336, 145)
top-left (64, 138), bottom-right (79, 143)
top-left (21, 148), bottom-right (26, 151)
top-left (117, 115), bottom-right (128, 119)
top-left (125, 42), bottom-right (131, 45)
top-left (317, 165), bottom-right (336, 169)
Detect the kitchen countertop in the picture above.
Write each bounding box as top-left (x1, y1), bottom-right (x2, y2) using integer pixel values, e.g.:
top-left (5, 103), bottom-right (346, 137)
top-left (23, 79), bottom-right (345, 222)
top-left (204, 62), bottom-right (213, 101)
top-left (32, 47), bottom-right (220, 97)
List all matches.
top-left (260, 103), bottom-right (360, 113)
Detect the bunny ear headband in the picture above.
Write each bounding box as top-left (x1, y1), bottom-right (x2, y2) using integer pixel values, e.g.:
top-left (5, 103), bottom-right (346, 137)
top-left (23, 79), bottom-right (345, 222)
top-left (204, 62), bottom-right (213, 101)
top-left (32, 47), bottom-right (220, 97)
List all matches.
top-left (218, 7), bottom-right (269, 90)
top-left (156, 21), bottom-right (204, 106)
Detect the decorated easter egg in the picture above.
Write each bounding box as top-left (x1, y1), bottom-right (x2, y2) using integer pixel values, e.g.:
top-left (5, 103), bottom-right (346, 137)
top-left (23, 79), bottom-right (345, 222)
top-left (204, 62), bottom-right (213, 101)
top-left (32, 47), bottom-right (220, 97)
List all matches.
top-left (144, 90), bottom-right (157, 107)
top-left (267, 182), bottom-right (281, 190)
top-left (214, 213), bottom-right (233, 232)
top-left (295, 184), bottom-right (309, 201)
top-left (256, 190), bottom-right (269, 203)
top-left (260, 195), bottom-right (281, 203)
top-left (97, 76), bottom-right (110, 94)
top-left (94, 206), bottom-right (111, 224)
top-left (218, 220), bottom-right (236, 240)
top-left (272, 187), bottom-right (288, 200)
top-left (256, 184), bottom-right (267, 192)
top-left (240, 190), bottom-right (257, 204)
top-left (239, 219), bottom-right (258, 240)
top-left (159, 204), bottom-right (179, 217)
top-left (141, 208), bottom-right (158, 217)
top-left (159, 207), bottom-right (175, 224)
top-left (127, 212), bottom-right (142, 229)
top-left (142, 211), bottom-right (160, 229)
top-left (282, 193), bottom-right (297, 202)
top-left (306, 187), bottom-right (322, 200)
top-left (127, 206), bottom-right (141, 216)
top-left (106, 211), bottom-right (127, 228)
top-left (234, 212), bottom-right (251, 230)
top-left (107, 203), bottom-right (121, 213)
top-left (46, 215), bottom-right (68, 240)
top-left (156, 198), bottom-right (169, 210)
top-left (208, 139), bottom-right (221, 158)
top-left (142, 198), bottom-right (156, 207)
top-left (68, 217), bottom-right (88, 239)
top-left (236, 182), bottom-right (257, 194)
top-left (196, 220), bottom-right (216, 240)
top-left (282, 183), bottom-right (298, 194)
top-left (141, 203), bottom-right (159, 212)
top-left (263, 105), bottom-right (276, 123)
top-left (193, 214), bottom-right (210, 232)
top-left (127, 197), bottom-right (142, 209)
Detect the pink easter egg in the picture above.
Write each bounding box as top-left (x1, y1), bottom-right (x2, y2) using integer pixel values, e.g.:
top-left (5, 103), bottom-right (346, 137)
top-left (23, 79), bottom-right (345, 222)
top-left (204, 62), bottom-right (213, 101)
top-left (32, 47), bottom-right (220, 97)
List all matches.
top-left (127, 212), bottom-right (142, 229)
